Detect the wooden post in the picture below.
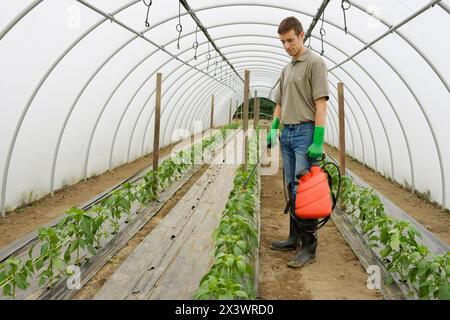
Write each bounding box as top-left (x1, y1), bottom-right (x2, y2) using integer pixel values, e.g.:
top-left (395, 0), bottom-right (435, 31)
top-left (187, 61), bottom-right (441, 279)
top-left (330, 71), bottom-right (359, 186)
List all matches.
top-left (210, 95), bottom-right (214, 128)
top-left (236, 100), bottom-right (239, 124)
top-left (229, 98), bottom-right (232, 124)
top-left (253, 91), bottom-right (257, 129)
top-left (338, 82), bottom-right (346, 177)
top-left (255, 93), bottom-right (260, 130)
top-left (243, 70), bottom-right (250, 171)
top-left (153, 73), bottom-right (162, 173)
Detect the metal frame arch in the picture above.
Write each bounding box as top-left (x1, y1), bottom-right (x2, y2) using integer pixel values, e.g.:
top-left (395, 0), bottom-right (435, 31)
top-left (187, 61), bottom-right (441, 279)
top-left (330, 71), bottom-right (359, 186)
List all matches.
top-left (156, 58), bottom-right (246, 148)
top-left (83, 58), bottom-right (237, 180)
top-left (200, 88), bottom-right (239, 130)
top-left (147, 60), bottom-right (239, 155)
top-left (52, 9), bottom-right (211, 190)
top-left (1, 1), bottom-right (147, 214)
top-left (180, 77), bottom-right (245, 138)
top-left (348, 0), bottom-right (449, 93)
top-left (0, 0), bottom-right (44, 41)
top-left (54, 4), bottom-right (248, 192)
top-left (187, 84), bottom-right (233, 136)
top-left (0, 1), bottom-right (445, 212)
top-left (3, 1), bottom-right (446, 97)
top-left (438, 2), bottom-right (450, 14)
top-left (84, 55), bottom-right (183, 179)
top-left (155, 72), bottom-right (228, 153)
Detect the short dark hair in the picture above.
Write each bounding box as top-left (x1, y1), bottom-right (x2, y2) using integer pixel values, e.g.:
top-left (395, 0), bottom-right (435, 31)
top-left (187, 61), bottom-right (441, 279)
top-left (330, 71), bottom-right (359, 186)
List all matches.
top-left (278, 16), bottom-right (303, 35)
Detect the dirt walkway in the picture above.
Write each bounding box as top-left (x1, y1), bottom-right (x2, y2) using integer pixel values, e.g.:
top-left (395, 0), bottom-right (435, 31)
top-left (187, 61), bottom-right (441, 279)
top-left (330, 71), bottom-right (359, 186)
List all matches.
top-left (325, 146), bottom-right (450, 246)
top-left (258, 147), bottom-right (382, 300)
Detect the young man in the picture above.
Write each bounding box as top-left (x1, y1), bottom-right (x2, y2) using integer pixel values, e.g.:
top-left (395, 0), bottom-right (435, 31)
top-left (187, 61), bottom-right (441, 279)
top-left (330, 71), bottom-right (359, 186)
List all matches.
top-left (267, 17), bottom-right (329, 268)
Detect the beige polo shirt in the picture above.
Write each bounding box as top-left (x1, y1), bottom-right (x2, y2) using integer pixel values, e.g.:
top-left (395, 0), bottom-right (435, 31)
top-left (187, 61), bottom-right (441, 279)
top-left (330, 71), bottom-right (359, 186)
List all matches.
top-left (275, 48), bottom-right (329, 124)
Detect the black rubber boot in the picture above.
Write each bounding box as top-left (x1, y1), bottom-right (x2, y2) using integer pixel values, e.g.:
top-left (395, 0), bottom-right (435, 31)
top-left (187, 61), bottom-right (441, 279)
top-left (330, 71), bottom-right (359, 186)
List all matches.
top-left (287, 227), bottom-right (317, 268)
top-left (270, 216), bottom-right (302, 251)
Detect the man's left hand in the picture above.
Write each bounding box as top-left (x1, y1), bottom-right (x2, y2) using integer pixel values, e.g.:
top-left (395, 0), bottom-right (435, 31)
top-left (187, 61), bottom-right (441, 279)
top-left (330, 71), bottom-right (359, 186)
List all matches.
top-left (307, 126), bottom-right (325, 160)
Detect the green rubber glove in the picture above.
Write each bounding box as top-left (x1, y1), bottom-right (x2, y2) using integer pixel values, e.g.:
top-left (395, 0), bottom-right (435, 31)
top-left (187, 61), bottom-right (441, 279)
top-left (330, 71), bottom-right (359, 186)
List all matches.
top-left (307, 126), bottom-right (325, 159)
top-left (267, 117), bottom-right (280, 148)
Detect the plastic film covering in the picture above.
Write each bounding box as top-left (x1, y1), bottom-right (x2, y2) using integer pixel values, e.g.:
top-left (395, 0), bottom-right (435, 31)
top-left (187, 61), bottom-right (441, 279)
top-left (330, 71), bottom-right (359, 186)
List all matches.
top-left (0, 0), bottom-right (449, 214)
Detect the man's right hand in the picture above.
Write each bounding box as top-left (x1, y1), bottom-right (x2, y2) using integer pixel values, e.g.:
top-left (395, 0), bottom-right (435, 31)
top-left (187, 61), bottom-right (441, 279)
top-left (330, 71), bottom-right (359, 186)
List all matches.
top-left (267, 117), bottom-right (280, 148)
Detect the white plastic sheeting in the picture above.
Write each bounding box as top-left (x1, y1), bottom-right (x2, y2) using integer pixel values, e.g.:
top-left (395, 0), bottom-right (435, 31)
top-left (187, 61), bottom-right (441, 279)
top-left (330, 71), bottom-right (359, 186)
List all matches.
top-left (1, 0), bottom-right (449, 214)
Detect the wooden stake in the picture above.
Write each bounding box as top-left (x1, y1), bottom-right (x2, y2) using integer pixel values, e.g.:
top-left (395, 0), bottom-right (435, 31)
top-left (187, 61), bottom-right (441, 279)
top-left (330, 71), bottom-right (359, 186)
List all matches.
top-left (338, 82), bottom-right (346, 177)
top-left (229, 98), bottom-right (232, 124)
top-left (210, 95), bottom-right (214, 128)
top-left (235, 100), bottom-right (239, 124)
top-left (255, 93), bottom-right (260, 130)
top-left (243, 70), bottom-right (250, 171)
top-left (153, 73), bottom-right (162, 173)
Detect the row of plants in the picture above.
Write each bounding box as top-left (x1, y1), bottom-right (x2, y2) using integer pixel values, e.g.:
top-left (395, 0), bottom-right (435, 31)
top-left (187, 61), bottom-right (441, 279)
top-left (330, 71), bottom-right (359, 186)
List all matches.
top-left (0, 125), bottom-right (238, 299)
top-left (194, 128), bottom-right (260, 300)
top-left (326, 161), bottom-right (449, 300)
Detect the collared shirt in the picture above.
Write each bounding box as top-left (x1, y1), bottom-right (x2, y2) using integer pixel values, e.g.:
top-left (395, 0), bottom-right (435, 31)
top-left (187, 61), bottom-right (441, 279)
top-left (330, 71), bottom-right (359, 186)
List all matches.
top-left (275, 48), bottom-right (329, 124)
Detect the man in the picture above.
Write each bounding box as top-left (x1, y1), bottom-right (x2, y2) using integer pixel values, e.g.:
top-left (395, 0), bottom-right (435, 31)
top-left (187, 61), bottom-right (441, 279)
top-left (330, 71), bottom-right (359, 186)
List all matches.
top-left (267, 17), bottom-right (329, 268)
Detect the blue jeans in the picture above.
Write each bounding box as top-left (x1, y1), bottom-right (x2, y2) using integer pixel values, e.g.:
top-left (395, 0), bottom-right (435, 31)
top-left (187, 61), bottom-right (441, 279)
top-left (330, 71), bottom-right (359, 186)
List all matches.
top-left (280, 122), bottom-right (315, 221)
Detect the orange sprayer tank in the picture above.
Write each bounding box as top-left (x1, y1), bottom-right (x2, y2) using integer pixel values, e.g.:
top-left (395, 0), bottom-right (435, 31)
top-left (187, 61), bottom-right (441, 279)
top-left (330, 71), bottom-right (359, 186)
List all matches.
top-left (295, 166), bottom-right (332, 219)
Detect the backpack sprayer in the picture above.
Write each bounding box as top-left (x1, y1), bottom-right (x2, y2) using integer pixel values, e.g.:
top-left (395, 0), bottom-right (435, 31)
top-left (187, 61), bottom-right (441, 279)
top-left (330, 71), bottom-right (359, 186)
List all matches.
top-left (241, 133), bottom-right (342, 233)
top-left (284, 154), bottom-right (342, 231)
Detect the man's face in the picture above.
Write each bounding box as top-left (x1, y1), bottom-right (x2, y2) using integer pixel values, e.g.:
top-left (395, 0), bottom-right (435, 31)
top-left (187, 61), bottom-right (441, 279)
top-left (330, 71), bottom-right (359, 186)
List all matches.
top-left (279, 29), bottom-right (304, 57)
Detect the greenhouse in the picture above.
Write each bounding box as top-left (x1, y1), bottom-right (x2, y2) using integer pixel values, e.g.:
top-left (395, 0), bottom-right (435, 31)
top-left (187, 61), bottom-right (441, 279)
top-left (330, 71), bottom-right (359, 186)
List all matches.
top-left (0, 0), bottom-right (449, 302)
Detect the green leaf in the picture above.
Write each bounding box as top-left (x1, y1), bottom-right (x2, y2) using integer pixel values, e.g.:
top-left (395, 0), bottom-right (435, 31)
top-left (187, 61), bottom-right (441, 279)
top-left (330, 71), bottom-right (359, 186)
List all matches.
top-left (195, 287), bottom-right (210, 297)
top-left (38, 275), bottom-right (47, 287)
top-left (390, 231), bottom-right (400, 251)
top-left (64, 248), bottom-right (72, 263)
top-left (234, 290), bottom-right (249, 298)
top-left (53, 258), bottom-right (64, 272)
top-left (385, 274), bottom-right (394, 285)
top-left (24, 260), bottom-right (35, 274)
top-left (3, 283), bottom-right (11, 297)
top-left (236, 261), bottom-right (246, 275)
top-left (437, 280), bottom-right (450, 300)
top-left (81, 217), bottom-right (93, 236)
top-left (40, 243), bottom-right (49, 257)
top-left (233, 246), bottom-right (243, 256)
top-left (28, 243), bottom-right (37, 260)
top-left (218, 293), bottom-right (233, 300)
top-left (380, 246), bottom-right (392, 258)
top-left (14, 273), bottom-right (28, 290)
top-left (69, 239), bottom-right (79, 253)
top-left (35, 258), bottom-right (45, 271)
